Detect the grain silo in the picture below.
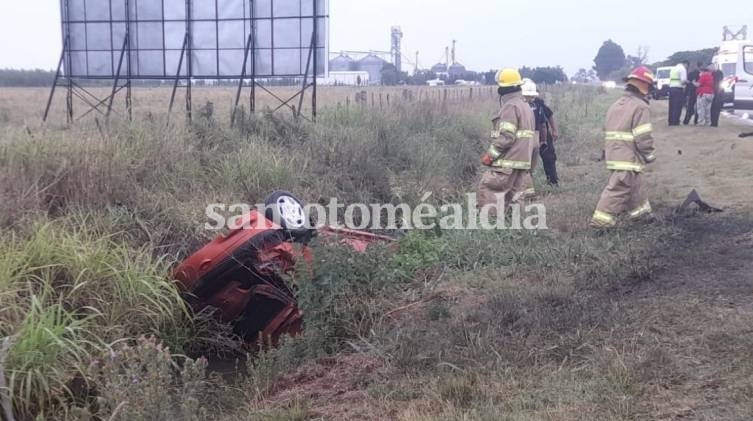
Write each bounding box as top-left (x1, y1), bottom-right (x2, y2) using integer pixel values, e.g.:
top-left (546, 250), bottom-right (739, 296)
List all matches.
top-left (329, 53), bottom-right (355, 72)
top-left (448, 62), bottom-right (467, 77)
top-left (356, 54), bottom-right (388, 85)
top-left (431, 63), bottom-right (448, 74)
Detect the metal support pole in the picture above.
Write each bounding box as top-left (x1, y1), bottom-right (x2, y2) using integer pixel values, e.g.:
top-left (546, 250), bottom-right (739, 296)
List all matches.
top-left (231, 33), bottom-right (254, 127)
top-left (296, 32), bottom-right (315, 119)
top-left (312, 0), bottom-right (319, 122)
top-left (168, 33), bottom-right (189, 121)
top-left (249, 0), bottom-right (256, 114)
top-left (185, 0), bottom-right (193, 122)
top-left (43, 39), bottom-right (68, 123)
top-left (66, 77), bottom-right (74, 124)
top-left (124, 0), bottom-right (133, 121)
top-left (107, 36), bottom-right (129, 118)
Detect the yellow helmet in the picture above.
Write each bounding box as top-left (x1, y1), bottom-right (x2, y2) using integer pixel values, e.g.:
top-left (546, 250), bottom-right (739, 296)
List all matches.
top-left (495, 68), bottom-right (524, 87)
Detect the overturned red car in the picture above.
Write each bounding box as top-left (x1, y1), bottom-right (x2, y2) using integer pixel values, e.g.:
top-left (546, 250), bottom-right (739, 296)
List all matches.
top-left (173, 191), bottom-right (394, 345)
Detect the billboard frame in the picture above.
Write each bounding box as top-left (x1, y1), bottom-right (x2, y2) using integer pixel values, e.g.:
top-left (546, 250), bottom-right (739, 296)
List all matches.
top-left (43, 0), bottom-right (328, 124)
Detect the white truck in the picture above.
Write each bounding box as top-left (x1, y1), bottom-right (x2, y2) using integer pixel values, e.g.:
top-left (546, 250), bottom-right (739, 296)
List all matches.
top-left (653, 66), bottom-right (674, 100)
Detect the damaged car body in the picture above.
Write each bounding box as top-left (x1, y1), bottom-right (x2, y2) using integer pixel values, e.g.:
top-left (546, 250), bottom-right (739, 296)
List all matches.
top-left (173, 192), bottom-right (395, 345)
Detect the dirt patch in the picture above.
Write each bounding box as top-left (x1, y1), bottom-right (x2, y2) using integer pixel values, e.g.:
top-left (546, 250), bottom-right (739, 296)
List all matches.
top-left (609, 212), bottom-right (753, 418)
top-left (257, 353), bottom-right (394, 420)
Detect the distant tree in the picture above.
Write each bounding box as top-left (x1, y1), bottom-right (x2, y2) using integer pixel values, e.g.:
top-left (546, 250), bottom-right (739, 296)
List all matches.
top-left (380, 63), bottom-right (407, 86)
top-left (572, 68), bottom-right (598, 83)
top-left (449, 70), bottom-right (482, 84)
top-left (520, 66), bottom-right (568, 84)
top-left (626, 45), bottom-right (650, 68)
top-left (406, 70), bottom-right (436, 85)
top-left (593, 40), bottom-right (627, 80)
top-left (483, 70), bottom-right (498, 85)
top-left (601, 45), bottom-right (653, 81)
top-left (0, 69), bottom-right (57, 87)
top-left (653, 48), bottom-right (717, 67)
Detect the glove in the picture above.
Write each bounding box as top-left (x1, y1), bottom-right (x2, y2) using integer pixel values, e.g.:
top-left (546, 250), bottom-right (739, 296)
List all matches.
top-left (480, 152), bottom-right (494, 167)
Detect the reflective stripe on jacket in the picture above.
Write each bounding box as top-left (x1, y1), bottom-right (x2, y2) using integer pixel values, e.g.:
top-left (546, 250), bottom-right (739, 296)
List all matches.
top-left (488, 91), bottom-right (537, 171)
top-left (603, 90), bottom-right (656, 173)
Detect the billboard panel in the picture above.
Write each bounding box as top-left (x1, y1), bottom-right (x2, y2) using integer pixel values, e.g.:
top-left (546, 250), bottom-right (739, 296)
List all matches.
top-left (60, 0), bottom-right (329, 79)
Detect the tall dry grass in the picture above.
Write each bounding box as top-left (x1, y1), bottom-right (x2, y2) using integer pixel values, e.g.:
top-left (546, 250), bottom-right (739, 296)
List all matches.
top-left (0, 83), bottom-right (668, 420)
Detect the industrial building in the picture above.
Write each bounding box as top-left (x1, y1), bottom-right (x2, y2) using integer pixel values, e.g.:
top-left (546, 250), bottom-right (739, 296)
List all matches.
top-left (328, 28), bottom-right (471, 85)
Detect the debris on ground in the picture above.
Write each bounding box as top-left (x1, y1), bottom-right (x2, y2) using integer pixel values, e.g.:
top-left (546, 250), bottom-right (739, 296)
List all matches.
top-left (677, 189), bottom-right (724, 215)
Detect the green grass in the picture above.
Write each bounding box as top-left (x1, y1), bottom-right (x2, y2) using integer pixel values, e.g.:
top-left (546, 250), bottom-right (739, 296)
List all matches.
top-left (0, 84), bottom-right (679, 420)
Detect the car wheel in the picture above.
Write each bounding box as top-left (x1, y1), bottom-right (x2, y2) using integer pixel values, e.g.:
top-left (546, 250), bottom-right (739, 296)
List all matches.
top-left (263, 191), bottom-right (312, 238)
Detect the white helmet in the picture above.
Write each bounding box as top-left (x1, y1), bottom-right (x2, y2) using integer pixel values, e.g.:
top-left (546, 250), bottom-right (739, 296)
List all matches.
top-left (522, 79), bottom-right (538, 97)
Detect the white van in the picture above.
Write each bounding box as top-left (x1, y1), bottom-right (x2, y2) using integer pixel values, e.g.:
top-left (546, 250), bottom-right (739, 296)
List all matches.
top-left (734, 42), bottom-right (753, 110)
top-left (713, 40), bottom-right (753, 109)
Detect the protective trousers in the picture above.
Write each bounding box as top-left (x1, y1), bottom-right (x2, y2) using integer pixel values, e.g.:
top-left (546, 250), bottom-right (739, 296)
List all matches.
top-left (477, 169), bottom-right (527, 216)
top-left (591, 171), bottom-right (652, 227)
top-left (520, 143), bottom-right (539, 198)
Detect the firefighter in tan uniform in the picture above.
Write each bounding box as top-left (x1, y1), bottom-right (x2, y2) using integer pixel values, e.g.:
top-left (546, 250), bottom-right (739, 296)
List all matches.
top-left (478, 69), bottom-right (537, 215)
top-left (591, 66), bottom-right (658, 228)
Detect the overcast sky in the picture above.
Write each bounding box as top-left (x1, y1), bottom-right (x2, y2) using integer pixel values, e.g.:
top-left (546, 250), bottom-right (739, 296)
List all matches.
top-left (0, 0), bottom-right (750, 75)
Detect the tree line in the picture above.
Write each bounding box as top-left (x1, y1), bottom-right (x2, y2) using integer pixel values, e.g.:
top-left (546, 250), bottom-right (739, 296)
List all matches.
top-left (590, 39), bottom-right (718, 81)
top-left (0, 69), bottom-right (57, 87)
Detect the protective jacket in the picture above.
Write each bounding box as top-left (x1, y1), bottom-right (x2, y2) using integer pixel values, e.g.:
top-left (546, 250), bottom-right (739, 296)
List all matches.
top-left (603, 90), bottom-right (656, 173)
top-left (592, 88), bottom-right (656, 228)
top-left (487, 91), bottom-right (537, 172)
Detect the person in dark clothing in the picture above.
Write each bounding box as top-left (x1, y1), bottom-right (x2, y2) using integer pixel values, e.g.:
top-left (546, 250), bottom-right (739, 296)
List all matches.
top-left (683, 62), bottom-right (702, 125)
top-left (522, 79), bottom-right (560, 186)
top-left (710, 65), bottom-right (725, 127)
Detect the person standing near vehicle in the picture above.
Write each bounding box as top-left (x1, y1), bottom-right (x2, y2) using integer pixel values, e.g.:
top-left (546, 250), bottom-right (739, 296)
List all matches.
top-left (710, 64), bottom-right (725, 127)
top-left (591, 66), bottom-right (657, 228)
top-left (522, 79), bottom-right (561, 186)
top-left (478, 69), bottom-right (536, 214)
top-left (695, 65), bottom-right (715, 126)
top-left (668, 61), bottom-right (688, 126)
top-left (683, 61), bottom-right (702, 125)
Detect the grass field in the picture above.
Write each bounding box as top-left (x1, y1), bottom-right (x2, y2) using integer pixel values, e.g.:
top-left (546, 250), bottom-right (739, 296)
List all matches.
top-left (1, 84), bottom-right (753, 420)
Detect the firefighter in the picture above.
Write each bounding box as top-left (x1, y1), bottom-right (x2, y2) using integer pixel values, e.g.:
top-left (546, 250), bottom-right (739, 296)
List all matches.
top-left (591, 66), bottom-right (657, 228)
top-left (477, 68), bottom-right (536, 215)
